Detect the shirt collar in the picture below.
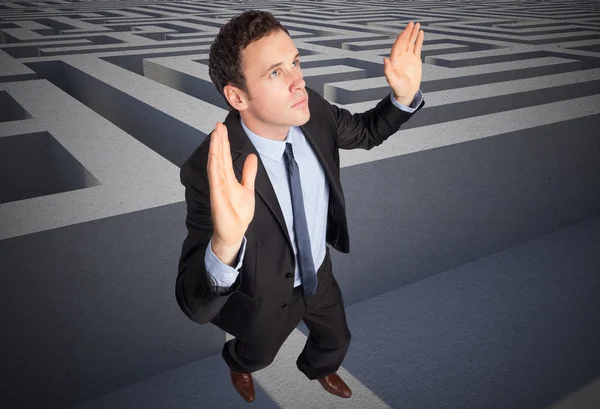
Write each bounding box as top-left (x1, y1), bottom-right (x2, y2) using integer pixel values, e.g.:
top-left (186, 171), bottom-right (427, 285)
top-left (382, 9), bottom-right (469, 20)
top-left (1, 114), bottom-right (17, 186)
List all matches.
top-left (240, 118), bottom-right (293, 162)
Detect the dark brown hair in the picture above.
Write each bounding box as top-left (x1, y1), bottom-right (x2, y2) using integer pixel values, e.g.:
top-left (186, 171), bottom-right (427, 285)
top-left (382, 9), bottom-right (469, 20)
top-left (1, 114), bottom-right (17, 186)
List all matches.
top-left (208, 10), bottom-right (289, 110)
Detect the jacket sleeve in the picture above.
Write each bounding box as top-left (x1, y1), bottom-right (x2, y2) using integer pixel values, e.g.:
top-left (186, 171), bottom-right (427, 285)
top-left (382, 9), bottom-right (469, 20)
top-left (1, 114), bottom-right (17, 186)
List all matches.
top-left (313, 89), bottom-right (425, 150)
top-left (175, 138), bottom-right (243, 324)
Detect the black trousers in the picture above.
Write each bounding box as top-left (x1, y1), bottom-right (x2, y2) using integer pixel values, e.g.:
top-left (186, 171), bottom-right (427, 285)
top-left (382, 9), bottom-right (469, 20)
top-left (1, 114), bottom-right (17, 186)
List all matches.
top-left (221, 249), bottom-right (352, 380)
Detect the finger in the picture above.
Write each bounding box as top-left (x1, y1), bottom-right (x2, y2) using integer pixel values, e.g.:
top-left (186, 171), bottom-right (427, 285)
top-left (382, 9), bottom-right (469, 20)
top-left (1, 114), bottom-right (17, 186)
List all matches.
top-left (207, 150), bottom-right (223, 200)
top-left (208, 123), bottom-right (220, 173)
top-left (407, 22), bottom-right (420, 53)
top-left (208, 150), bottom-right (228, 215)
top-left (208, 137), bottom-right (225, 202)
top-left (207, 124), bottom-right (221, 182)
top-left (215, 124), bottom-right (233, 198)
top-left (414, 29), bottom-right (424, 57)
top-left (241, 153), bottom-right (258, 191)
top-left (390, 21), bottom-right (412, 60)
top-left (214, 123), bottom-right (231, 190)
top-left (218, 123), bottom-right (236, 184)
top-left (213, 123), bottom-right (228, 188)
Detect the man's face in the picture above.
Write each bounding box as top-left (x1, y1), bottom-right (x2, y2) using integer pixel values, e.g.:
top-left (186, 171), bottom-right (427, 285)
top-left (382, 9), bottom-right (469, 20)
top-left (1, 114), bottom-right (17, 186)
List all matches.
top-left (238, 29), bottom-right (310, 138)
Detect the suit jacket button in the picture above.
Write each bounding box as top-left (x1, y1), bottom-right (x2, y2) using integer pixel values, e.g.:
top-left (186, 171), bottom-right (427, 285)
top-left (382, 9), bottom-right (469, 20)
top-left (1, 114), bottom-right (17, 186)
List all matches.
top-left (282, 304), bottom-right (290, 310)
top-left (285, 273), bottom-right (293, 279)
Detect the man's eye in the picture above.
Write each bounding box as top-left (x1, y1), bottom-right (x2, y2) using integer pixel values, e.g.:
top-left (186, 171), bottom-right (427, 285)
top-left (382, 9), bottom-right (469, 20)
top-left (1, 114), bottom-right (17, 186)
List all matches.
top-left (293, 60), bottom-right (300, 67)
top-left (270, 70), bottom-right (279, 77)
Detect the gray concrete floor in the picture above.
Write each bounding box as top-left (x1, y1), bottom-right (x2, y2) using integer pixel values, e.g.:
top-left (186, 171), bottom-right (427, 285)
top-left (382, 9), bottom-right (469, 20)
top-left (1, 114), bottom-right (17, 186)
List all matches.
top-left (70, 215), bottom-right (600, 409)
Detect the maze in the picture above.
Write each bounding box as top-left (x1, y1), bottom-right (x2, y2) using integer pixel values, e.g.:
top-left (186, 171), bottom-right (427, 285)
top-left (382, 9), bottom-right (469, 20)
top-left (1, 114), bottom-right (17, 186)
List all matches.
top-left (1, 0), bottom-right (599, 240)
top-left (1, 2), bottom-right (600, 409)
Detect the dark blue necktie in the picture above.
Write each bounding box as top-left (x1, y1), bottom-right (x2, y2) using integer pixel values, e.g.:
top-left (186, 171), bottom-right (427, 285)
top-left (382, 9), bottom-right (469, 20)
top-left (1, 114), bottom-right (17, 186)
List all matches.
top-left (283, 142), bottom-right (318, 297)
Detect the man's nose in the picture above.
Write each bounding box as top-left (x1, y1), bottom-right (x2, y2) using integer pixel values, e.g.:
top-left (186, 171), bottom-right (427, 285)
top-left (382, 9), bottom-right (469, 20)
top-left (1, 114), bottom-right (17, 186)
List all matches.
top-left (290, 70), bottom-right (305, 91)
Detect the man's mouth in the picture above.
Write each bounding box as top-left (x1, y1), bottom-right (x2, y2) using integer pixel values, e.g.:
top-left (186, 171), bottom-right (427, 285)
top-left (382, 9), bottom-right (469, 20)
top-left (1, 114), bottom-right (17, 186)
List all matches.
top-left (292, 97), bottom-right (308, 108)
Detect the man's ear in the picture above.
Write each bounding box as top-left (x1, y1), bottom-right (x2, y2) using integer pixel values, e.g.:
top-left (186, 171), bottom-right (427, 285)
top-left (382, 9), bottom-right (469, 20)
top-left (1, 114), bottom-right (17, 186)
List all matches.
top-left (223, 85), bottom-right (249, 111)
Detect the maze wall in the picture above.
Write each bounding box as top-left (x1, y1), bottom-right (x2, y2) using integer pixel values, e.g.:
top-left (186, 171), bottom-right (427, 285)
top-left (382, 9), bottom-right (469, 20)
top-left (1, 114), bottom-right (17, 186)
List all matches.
top-left (1, 0), bottom-right (600, 238)
top-left (1, 1), bottom-right (599, 408)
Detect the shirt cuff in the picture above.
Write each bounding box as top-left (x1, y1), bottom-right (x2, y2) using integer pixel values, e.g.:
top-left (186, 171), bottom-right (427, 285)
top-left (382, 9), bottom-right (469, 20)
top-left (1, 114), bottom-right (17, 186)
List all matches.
top-left (390, 89), bottom-right (423, 113)
top-left (205, 236), bottom-right (247, 287)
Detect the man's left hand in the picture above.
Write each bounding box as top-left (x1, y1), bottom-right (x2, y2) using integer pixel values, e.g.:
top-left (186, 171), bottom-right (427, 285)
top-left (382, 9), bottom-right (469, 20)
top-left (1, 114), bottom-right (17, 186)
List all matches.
top-left (384, 21), bottom-right (424, 106)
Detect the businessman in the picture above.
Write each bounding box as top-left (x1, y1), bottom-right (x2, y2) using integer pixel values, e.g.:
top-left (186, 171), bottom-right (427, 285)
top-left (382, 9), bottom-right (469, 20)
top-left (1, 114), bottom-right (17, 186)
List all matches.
top-left (176, 10), bottom-right (425, 403)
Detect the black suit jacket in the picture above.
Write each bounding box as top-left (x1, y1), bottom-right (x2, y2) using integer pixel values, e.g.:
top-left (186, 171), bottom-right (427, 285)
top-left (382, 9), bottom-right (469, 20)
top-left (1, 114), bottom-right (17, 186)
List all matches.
top-left (176, 87), bottom-right (425, 343)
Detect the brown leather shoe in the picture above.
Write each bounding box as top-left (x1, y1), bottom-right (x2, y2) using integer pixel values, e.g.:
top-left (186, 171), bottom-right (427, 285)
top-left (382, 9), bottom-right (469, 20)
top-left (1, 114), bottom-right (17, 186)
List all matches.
top-left (317, 373), bottom-right (352, 398)
top-left (230, 370), bottom-right (255, 403)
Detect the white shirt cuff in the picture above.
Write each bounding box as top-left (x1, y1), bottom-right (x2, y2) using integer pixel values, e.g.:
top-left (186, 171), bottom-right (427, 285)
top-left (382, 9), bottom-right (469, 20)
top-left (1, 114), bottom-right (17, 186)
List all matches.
top-left (390, 89), bottom-right (423, 113)
top-left (204, 236), bottom-right (246, 287)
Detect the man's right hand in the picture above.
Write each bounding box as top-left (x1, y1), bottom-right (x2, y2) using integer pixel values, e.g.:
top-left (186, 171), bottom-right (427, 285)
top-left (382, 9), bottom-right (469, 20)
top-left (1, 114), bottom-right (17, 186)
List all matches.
top-left (208, 122), bottom-right (258, 264)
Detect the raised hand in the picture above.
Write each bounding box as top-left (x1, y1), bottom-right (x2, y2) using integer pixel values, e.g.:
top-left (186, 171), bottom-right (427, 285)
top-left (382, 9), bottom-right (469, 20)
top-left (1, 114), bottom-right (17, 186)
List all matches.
top-left (207, 122), bottom-right (258, 249)
top-left (383, 21), bottom-right (424, 106)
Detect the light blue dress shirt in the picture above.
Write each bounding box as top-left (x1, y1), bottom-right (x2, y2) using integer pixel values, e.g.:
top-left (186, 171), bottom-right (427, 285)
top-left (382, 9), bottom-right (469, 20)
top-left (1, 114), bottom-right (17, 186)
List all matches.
top-left (205, 90), bottom-right (423, 289)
